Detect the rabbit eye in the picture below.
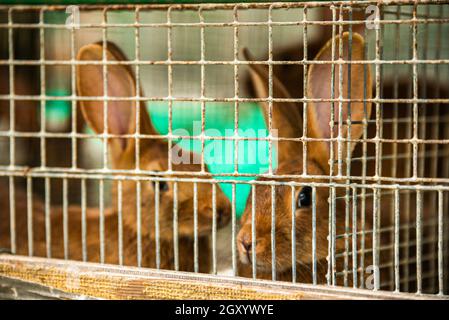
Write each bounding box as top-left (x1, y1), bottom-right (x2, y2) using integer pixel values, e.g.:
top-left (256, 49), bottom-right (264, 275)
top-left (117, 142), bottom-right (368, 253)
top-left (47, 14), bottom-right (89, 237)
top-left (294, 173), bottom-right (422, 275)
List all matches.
top-left (152, 181), bottom-right (169, 193)
top-left (297, 186), bottom-right (312, 208)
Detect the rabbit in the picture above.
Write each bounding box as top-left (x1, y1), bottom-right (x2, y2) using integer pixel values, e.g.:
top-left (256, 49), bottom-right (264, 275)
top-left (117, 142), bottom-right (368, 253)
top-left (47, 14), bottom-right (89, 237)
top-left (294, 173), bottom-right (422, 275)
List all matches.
top-left (236, 32), bottom-right (373, 284)
top-left (76, 41), bottom-right (232, 271)
top-left (0, 41), bottom-right (232, 273)
top-left (238, 28), bottom-right (449, 292)
top-left (0, 180), bottom-right (115, 260)
top-left (0, 179), bottom-right (219, 272)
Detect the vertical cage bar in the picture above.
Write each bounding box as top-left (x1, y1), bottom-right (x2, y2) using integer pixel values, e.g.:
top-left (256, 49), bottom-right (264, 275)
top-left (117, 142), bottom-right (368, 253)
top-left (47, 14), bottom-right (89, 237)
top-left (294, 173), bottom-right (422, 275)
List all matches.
top-left (155, 180), bottom-right (161, 269)
top-left (134, 7), bottom-right (141, 172)
top-left (233, 5), bottom-right (239, 176)
top-left (70, 6), bottom-right (77, 169)
top-left (336, 5), bottom-right (346, 284)
top-left (63, 178), bottom-right (69, 260)
top-left (44, 177), bottom-right (51, 258)
top-left (378, 6), bottom-right (384, 188)
top-left (329, 5), bottom-right (336, 178)
top-left (343, 6), bottom-right (354, 288)
top-left (390, 5), bottom-right (401, 293)
top-left (403, 18), bottom-right (414, 292)
top-left (8, 8), bottom-right (15, 168)
top-left (327, 189), bottom-right (332, 286)
top-left (199, 7), bottom-right (206, 173)
top-left (271, 184), bottom-right (276, 281)
top-left (251, 184), bottom-right (257, 279)
top-left (442, 0), bottom-right (449, 296)
top-left (312, 186), bottom-right (317, 285)
top-left (302, 5), bottom-right (308, 175)
top-left (394, 187), bottom-right (400, 292)
top-left (331, 186), bottom-right (337, 285)
top-left (359, 6), bottom-right (369, 288)
top-left (212, 183), bottom-right (217, 275)
top-left (136, 181), bottom-right (142, 267)
top-left (428, 7), bottom-right (444, 293)
top-left (39, 8), bottom-right (46, 168)
top-left (418, 5), bottom-right (429, 183)
top-left (232, 183), bottom-right (237, 276)
top-left (411, 3), bottom-right (419, 180)
top-left (374, 3), bottom-right (382, 181)
top-left (412, 0), bottom-right (421, 296)
top-left (193, 182), bottom-right (199, 273)
top-left (8, 177), bottom-right (15, 254)
top-left (26, 176), bottom-right (33, 257)
top-left (118, 180), bottom-right (123, 266)
top-left (438, 190), bottom-right (444, 295)
top-left (337, 4), bottom-right (344, 178)
top-left (267, 5), bottom-right (273, 175)
top-left (374, 11), bottom-right (384, 279)
top-left (327, 6), bottom-right (337, 287)
top-left (173, 181), bottom-right (179, 271)
top-left (390, 4), bottom-right (400, 181)
top-left (99, 179), bottom-right (105, 264)
top-left (351, 186), bottom-right (357, 289)
top-left (81, 178), bottom-right (87, 262)
top-left (416, 189), bottom-right (423, 294)
top-left (167, 7), bottom-right (173, 172)
top-left (101, 8), bottom-right (109, 170)
top-left (372, 2), bottom-right (382, 292)
top-left (291, 185), bottom-right (296, 283)
top-left (373, 187), bottom-right (380, 290)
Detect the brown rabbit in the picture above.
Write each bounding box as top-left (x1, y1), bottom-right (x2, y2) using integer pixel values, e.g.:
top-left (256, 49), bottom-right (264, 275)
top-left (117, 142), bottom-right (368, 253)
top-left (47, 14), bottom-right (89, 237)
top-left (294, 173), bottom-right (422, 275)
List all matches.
top-left (0, 178), bottom-right (225, 273)
top-left (236, 32), bottom-right (373, 284)
top-left (0, 41), bottom-right (232, 273)
top-left (0, 180), bottom-right (115, 259)
top-left (77, 41), bottom-right (232, 271)
top-left (269, 27), bottom-right (449, 292)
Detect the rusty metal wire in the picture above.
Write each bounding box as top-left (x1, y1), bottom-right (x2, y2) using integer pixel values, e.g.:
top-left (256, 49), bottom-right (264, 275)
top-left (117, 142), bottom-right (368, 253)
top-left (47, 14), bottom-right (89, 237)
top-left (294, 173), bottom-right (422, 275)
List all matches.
top-left (0, 0), bottom-right (448, 298)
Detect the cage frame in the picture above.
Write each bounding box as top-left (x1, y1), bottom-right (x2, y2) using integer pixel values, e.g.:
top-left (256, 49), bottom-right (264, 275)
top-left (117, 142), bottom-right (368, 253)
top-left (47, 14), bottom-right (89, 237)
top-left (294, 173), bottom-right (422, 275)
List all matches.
top-left (0, 0), bottom-right (449, 300)
top-left (1, 255), bottom-right (448, 300)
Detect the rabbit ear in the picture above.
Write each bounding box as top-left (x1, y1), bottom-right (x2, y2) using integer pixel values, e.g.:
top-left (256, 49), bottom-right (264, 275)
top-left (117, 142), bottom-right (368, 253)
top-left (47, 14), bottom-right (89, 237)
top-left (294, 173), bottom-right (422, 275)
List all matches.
top-left (243, 48), bottom-right (302, 164)
top-left (76, 42), bottom-right (157, 161)
top-left (306, 32), bottom-right (372, 173)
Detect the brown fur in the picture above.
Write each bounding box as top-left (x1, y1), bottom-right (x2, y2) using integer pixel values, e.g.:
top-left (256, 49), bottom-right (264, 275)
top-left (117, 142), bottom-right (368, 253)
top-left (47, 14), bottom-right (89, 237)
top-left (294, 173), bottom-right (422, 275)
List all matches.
top-left (237, 32), bottom-right (374, 285)
top-left (238, 30), bottom-right (449, 293)
top-left (0, 182), bottom-right (211, 271)
top-left (76, 41), bottom-right (231, 271)
top-left (0, 41), bottom-right (232, 273)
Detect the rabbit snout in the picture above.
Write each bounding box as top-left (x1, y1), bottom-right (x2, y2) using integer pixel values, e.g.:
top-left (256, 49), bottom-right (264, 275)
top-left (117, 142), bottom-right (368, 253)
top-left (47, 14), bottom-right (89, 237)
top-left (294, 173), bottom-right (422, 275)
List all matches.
top-left (237, 233), bottom-right (253, 265)
top-left (236, 224), bottom-right (272, 267)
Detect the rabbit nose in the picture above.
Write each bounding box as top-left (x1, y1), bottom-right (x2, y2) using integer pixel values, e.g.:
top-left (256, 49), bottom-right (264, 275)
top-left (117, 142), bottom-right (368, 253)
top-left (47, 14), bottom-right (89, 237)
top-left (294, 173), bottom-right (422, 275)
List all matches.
top-left (240, 239), bottom-right (252, 254)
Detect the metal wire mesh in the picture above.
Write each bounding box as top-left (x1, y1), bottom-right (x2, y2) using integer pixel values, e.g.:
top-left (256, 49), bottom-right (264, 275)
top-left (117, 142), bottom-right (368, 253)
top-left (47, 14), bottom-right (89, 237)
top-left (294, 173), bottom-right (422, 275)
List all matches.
top-left (0, 0), bottom-right (448, 297)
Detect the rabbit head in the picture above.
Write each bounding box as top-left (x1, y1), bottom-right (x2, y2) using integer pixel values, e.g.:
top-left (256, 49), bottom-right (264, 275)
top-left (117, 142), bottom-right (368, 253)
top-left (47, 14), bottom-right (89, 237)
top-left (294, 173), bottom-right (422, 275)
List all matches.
top-left (76, 42), bottom-right (231, 242)
top-left (237, 32), bottom-right (372, 276)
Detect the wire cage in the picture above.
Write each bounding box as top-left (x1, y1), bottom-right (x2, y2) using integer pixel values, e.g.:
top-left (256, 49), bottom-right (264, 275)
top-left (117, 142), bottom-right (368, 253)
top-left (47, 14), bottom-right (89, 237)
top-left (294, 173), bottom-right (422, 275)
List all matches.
top-left (0, 0), bottom-right (448, 299)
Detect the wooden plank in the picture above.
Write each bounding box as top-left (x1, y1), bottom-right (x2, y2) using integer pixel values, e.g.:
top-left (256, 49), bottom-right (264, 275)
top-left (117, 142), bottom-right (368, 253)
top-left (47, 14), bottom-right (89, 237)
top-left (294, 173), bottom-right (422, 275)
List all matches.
top-left (0, 254), bottom-right (447, 300)
top-left (0, 275), bottom-right (96, 300)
